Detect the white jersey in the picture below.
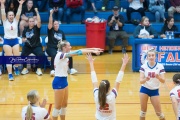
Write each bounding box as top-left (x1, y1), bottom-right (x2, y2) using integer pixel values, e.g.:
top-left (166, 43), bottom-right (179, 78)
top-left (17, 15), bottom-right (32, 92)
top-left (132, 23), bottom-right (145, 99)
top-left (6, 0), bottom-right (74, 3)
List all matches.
top-left (3, 19), bottom-right (18, 39)
top-left (94, 88), bottom-right (118, 120)
top-left (139, 62), bottom-right (165, 90)
top-left (54, 52), bottom-right (69, 77)
top-left (170, 85), bottom-right (180, 117)
top-left (129, 0), bottom-right (143, 10)
top-left (21, 106), bottom-right (50, 120)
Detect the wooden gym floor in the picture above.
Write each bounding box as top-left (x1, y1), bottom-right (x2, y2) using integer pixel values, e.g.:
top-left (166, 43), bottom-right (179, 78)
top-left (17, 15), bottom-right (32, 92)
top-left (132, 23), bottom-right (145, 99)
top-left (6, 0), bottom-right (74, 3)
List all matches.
top-left (0, 52), bottom-right (177, 120)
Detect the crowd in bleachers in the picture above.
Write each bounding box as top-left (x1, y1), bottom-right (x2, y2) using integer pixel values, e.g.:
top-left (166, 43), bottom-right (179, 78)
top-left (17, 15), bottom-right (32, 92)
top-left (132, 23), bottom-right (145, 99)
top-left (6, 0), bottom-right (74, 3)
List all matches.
top-left (0, 0), bottom-right (180, 78)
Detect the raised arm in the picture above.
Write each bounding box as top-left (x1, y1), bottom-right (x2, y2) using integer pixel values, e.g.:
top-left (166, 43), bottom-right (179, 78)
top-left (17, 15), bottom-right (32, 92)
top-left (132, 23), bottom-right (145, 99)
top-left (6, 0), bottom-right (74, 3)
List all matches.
top-left (1, 0), bottom-right (6, 21)
top-left (15, 0), bottom-right (25, 22)
top-left (65, 48), bottom-right (103, 58)
top-left (86, 53), bottom-right (98, 88)
top-left (170, 96), bottom-right (178, 118)
top-left (48, 9), bottom-right (54, 29)
top-left (34, 8), bottom-right (41, 28)
top-left (114, 53), bottom-right (129, 91)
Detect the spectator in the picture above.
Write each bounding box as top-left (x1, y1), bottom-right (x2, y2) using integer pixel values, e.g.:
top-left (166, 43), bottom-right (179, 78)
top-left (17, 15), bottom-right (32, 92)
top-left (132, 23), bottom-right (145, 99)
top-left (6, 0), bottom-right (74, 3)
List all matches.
top-left (168, 0), bottom-right (180, 17)
top-left (21, 8), bottom-right (44, 76)
top-left (48, 0), bottom-right (65, 23)
top-left (86, 0), bottom-right (97, 13)
top-left (21, 90), bottom-right (51, 120)
top-left (133, 16), bottom-right (158, 39)
top-left (19, 0), bottom-right (37, 36)
top-left (160, 17), bottom-right (178, 38)
top-left (149, 0), bottom-right (166, 22)
top-left (107, 6), bottom-right (129, 54)
top-left (1, 0), bottom-right (24, 80)
top-left (65, 0), bottom-right (85, 24)
top-left (126, 0), bottom-right (145, 23)
top-left (46, 9), bottom-right (78, 77)
top-left (101, 0), bottom-right (119, 11)
top-left (5, 0), bottom-right (19, 15)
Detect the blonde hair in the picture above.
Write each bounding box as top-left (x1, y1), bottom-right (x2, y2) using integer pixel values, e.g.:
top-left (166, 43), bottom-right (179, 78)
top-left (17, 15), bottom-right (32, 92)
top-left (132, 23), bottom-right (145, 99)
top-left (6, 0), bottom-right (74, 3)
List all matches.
top-left (26, 90), bottom-right (39, 120)
top-left (147, 48), bottom-right (157, 55)
top-left (57, 40), bottom-right (69, 51)
top-left (140, 16), bottom-right (149, 25)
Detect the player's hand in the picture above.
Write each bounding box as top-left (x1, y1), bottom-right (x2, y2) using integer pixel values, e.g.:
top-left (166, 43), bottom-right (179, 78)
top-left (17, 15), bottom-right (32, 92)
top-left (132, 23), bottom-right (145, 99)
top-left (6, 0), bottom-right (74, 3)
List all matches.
top-left (18, 0), bottom-right (25, 5)
top-left (122, 53), bottom-right (129, 65)
top-left (34, 8), bottom-right (38, 13)
top-left (50, 9), bottom-right (54, 14)
top-left (86, 53), bottom-right (95, 63)
top-left (146, 76), bottom-right (150, 81)
top-left (39, 99), bottom-right (47, 108)
top-left (0, 0), bottom-right (5, 4)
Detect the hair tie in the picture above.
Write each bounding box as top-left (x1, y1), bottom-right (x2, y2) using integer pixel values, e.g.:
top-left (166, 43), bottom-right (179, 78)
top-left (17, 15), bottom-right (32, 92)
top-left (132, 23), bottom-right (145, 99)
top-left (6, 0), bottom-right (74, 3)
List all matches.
top-left (101, 81), bottom-right (106, 85)
top-left (177, 79), bottom-right (180, 82)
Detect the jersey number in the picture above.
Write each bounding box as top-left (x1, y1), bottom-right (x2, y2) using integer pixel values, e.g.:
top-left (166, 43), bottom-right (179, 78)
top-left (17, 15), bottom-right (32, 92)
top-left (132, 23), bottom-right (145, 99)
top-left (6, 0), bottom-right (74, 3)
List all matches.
top-left (99, 103), bottom-right (109, 110)
top-left (177, 89), bottom-right (180, 98)
top-left (148, 72), bottom-right (155, 78)
top-left (25, 113), bottom-right (35, 120)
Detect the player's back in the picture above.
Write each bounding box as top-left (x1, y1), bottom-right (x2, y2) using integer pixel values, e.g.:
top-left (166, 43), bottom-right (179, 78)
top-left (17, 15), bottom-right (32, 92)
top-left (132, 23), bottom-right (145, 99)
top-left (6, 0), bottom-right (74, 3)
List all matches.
top-left (21, 106), bottom-right (49, 120)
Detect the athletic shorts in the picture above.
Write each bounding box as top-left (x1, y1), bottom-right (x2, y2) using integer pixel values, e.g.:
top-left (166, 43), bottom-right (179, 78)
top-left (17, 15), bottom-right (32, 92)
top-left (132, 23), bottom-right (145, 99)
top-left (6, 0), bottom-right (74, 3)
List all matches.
top-left (52, 76), bottom-right (68, 89)
top-left (140, 86), bottom-right (159, 97)
top-left (3, 38), bottom-right (19, 47)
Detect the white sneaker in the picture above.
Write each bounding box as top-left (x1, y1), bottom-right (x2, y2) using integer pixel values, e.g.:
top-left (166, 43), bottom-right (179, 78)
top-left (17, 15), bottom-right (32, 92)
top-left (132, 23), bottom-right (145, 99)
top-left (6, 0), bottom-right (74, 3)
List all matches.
top-left (36, 68), bottom-right (43, 76)
top-left (21, 68), bottom-right (29, 75)
top-left (70, 68), bottom-right (78, 75)
top-left (50, 70), bottom-right (55, 77)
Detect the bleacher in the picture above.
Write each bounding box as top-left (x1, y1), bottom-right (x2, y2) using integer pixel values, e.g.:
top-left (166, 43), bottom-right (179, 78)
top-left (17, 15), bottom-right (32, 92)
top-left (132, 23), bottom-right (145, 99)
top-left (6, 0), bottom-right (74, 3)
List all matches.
top-left (0, 0), bottom-right (180, 51)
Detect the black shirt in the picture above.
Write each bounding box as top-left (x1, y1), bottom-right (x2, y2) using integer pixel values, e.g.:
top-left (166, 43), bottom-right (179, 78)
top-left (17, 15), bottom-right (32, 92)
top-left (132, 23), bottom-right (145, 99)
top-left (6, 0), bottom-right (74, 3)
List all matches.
top-left (47, 28), bottom-right (66, 48)
top-left (107, 14), bottom-right (125, 31)
top-left (160, 25), bottom-right (178, 34)
top-left (22, 25), bottom-right (41, 47)
top-left (21, 6), bottom-right (37, 18)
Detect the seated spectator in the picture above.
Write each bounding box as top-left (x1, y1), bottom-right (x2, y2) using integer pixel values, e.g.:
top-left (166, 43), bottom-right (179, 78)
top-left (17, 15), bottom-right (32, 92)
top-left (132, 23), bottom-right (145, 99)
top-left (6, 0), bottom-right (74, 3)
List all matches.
top-left (5, 0), bottom-right (19, 15)
top-left (21, 90), bottom-right (51, 120)
top-left (160, 17), bottom-right (178, 38)
top-left (19, 0), bottom-right (37, 36)
top-left (149, 0), bottom-right (165, 22)
top-left (65, 0), bottom-right (85, 24)
top-left (107, 6), bottom-right (129, 54)
top-left (126, 0), bottom-right (145, 23)
top-left (86, 0), bottom-right (97, 13)
top-left (101, 0), bottom-right (119, 11)
top-left (21, 8), bottom-right (44, 76)
top-left (133, 16), bottom-right (158, 38)
top-left (168, 0), bottom-right (180, 17)
top-left (48, 0), bottom-right (65, 23)
top-left (47, 10), bottom-right (78, 76)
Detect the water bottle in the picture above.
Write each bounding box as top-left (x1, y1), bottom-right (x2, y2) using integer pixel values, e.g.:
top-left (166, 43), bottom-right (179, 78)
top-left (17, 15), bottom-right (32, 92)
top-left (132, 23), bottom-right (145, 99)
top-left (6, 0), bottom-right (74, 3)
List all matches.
top-left (171, 31), bottom-right (174, 39)
top-left (165, 31), bottom-right (169, 39)
top-left (169, 31), bottom-right (172, 39)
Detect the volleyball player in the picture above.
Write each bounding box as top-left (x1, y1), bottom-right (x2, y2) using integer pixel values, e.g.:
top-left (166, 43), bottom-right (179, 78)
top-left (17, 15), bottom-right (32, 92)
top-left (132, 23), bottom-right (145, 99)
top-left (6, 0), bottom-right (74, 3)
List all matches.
top-left (170, 73), bottom-right (180, 120)
top-left (1, 0), bottom-right (24, 80)
top-left (21, 90), bottom-right (51, 120)
top-left (52, 41), bottom-right (103, 120)
top-left (86, 53), bottom-right (129, 119)
top-left (139, 48), bottom-right (166, 120)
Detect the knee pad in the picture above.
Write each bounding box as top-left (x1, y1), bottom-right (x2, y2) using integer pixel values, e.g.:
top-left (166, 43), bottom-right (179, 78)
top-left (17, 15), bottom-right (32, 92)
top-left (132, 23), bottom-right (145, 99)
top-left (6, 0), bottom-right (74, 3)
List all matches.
top-left (59, 108), bottom-right (66, 115)
top-left (140, 111), bottom-right (146, 117)
top-left (157, 112), bottom-right (165, 119)
top-left (52, 108), bottom-right (60, 117)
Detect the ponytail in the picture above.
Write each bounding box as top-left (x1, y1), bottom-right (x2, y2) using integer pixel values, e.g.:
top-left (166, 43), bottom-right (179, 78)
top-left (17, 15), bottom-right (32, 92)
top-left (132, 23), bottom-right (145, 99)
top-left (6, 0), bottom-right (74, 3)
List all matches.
top-left (26, 103), bottom-right (33, 120)
top-left (57, 40), bottom-right (68, 51)
top-left (98, 80), bottom-right (110, 108)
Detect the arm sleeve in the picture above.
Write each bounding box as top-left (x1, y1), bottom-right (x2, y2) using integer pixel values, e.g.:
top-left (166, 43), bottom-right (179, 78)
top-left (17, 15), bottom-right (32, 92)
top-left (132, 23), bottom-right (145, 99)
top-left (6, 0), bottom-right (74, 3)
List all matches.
top-left (150, 26), bottom-right (158, 38)
top-left (112, 88), bottom-right (118, 98)
top-left (133, 26), bottom-right (141, 38)
top-left (119, 15), bottom-right (125, 26)
top-left (42, 108), bottom-right (50, 120)
top-left (22, 27), bottom-right (26, 38)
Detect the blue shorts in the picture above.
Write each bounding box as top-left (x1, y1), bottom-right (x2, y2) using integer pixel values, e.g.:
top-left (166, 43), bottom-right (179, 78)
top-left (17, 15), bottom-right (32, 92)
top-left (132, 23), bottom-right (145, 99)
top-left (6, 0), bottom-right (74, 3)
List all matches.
top-left (140, 86), bottom-right (159, 97)
top-left (3, 38), bottom-right (19, 47)
top-left (52, 76), bottom-right (68, 89)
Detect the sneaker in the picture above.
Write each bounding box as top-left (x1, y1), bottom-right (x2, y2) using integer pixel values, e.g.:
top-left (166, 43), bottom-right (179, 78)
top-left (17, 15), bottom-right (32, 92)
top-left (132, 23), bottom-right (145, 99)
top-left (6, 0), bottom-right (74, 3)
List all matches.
top-left (21, 68), bottom-right (29, 75)
top-left (50, 70), bottom-right (55, 77)
top-left (70, 68), bottom-right (78, 75)
top-left (36, 68), bottom-right (43, 76)
top-left (122, 47), bottom-right (126, 54)
top-left (108, 48), bottom-right (113, 54)
top-left (13, 66), bottom-right (20, 75)
top-left (101, 6), bottom-right (106, 11)
top-left (8, 74), bottom-right (14, 81)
